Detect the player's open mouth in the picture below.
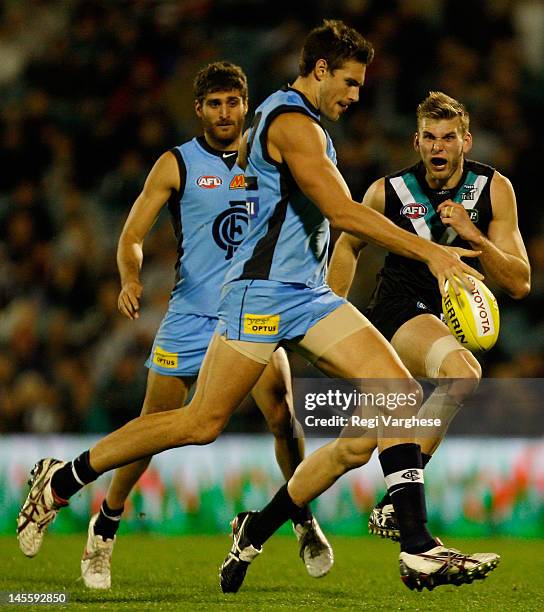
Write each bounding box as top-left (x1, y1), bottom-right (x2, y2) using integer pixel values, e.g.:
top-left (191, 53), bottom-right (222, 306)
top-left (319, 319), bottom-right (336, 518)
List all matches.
top-left (338, 102), bottom-right (349, 111)
top-left (431, 157), bottom-right (447, 169)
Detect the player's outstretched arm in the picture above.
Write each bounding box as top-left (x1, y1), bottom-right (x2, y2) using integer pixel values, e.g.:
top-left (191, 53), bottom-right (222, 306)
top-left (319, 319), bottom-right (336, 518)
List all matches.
top-left (438, 172), bottom-right (530, 299)
top-left (117, 151), bottom-right (181, 319)
top-left (270, 113), bottom-right (481, 296)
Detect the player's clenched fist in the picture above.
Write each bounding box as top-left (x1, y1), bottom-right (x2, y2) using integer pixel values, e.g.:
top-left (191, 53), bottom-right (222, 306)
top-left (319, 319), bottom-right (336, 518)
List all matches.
top-left (118, 281), bottom-right (143, 319)
top-left (438, 200), bottom-right (482, 243)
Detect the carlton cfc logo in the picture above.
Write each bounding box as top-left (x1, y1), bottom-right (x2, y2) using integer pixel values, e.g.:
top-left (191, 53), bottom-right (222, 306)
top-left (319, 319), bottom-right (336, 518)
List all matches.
top-left (197, 175), bottom-right (222, 189)
top-left (401, 203), bottom-right (428, 219)
top-left (212, 201), bottom-right (249, 260)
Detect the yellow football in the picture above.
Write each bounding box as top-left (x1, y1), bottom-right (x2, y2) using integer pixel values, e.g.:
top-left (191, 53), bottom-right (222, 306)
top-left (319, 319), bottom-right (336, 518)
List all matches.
top-left (442, 275), bottom-right (500, 352)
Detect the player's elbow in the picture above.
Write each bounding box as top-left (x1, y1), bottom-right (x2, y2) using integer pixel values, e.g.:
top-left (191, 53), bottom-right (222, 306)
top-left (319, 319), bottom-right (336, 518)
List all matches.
top-left (327, 207), bottom-right (359, 235)
top-left (509, 278), bottom-right (531, 300)
top-left (117, 232), bottom-right (143, 260)
top-left (326, 209), bottom-right (346, 231)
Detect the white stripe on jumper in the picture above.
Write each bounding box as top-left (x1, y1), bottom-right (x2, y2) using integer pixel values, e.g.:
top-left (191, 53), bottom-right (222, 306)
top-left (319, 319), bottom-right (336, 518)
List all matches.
top-left (390, 176), bottom-right (432, 240)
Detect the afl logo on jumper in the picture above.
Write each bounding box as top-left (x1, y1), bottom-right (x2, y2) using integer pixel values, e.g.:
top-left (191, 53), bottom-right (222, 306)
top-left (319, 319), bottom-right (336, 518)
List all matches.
top-left (401, 203), bottom-right (428, 219)
top-left (197, 175), bottom-right (222, 189)
top-left (212, 201), bottom-right (249, 260)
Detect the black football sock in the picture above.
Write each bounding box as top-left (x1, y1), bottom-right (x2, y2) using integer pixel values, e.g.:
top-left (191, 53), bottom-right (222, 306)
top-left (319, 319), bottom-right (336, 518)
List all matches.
top-left (377, 452), bottom-right (432, 509)
top-left (421, 452), bottom-right (432, 468)
top-left (246, 483), bottom-right (302, 548)
top-left (51, 451), bottom-right (100, 501)
top-left (291, 503), bottom-right (312, 526)
top-left (376, 492), bottom-right (391, 508)
top-left (93, 500), bottom-right (124, 541)
top-left (379, 443), bottom-right (435, 554)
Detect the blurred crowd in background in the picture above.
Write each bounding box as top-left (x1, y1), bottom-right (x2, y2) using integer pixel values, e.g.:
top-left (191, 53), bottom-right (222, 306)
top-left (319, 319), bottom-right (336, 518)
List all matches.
top-left (1, 0), bottom-right (543, 434)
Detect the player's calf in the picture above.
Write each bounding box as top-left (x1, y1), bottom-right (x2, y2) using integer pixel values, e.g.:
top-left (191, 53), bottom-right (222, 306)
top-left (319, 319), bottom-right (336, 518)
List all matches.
top-left (330, 437), bottom-right (376, 475)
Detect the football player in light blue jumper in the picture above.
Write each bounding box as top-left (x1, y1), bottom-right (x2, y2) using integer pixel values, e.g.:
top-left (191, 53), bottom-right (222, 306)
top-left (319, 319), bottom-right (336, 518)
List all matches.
top-left (76, 61), bottom-right (332, 589)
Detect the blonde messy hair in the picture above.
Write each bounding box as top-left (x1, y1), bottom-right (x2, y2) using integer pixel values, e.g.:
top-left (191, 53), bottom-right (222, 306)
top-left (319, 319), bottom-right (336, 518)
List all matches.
top-left (417, 91), bottom-right (469, 134)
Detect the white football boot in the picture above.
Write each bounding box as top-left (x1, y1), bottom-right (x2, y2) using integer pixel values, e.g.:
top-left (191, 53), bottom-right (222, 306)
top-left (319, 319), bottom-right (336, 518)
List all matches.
top-left (81, 514), bottom-right (115, 589)
top-left (17, 458), bottom-right (67, 557)
top-left (294, 518), bottom-right (334, 578)
top-left (400, 544), bottom-right (500, 591)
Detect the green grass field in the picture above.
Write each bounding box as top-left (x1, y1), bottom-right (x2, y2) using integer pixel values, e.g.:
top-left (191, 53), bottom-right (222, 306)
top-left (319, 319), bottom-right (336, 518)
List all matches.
top-left (1, 535), bottom-right (542, 611)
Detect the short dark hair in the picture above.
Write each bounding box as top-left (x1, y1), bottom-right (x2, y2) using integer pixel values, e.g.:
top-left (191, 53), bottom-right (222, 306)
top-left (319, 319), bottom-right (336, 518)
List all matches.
top-left (299, 19), bottom-right (374, 76)
top-left (193, 62), bottom-right (248, 103)
top-left (417, 91), bottom-right (470, 134)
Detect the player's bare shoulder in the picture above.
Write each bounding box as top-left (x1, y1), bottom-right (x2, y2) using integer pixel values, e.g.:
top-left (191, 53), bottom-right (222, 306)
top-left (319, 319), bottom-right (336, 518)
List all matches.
top-left (268, 112), bottom-right (327, 163)
top-left (489, 169), bottom-right (518, 219)
top-left (150, 150), bottom-right (181, 191)
top-left (362, 177), bottom-right (386, 214)
top-left (130, 150), bottom-right (181, 218)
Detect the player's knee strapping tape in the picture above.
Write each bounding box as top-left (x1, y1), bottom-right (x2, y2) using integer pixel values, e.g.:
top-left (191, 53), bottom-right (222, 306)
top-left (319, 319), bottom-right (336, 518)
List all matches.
top-left (424, 334), bottom-right (465, 378)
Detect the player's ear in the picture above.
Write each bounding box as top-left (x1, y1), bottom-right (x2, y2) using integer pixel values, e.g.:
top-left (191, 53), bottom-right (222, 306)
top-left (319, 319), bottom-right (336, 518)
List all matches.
top-left (314, 59), bottom-right (328, 81)
top-left (194, 99), bottom-right (203, 118)
top-left (463, 131), bottom-right (473, 154)
top-left (413, 132), bottom-right (420, 151)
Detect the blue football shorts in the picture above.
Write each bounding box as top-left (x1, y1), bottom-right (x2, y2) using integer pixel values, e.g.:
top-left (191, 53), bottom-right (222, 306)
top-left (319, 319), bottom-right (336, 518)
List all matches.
top-left (216, 279), bottom-right (347, 343)
top-left (145, 311), bottom-right (218, 377)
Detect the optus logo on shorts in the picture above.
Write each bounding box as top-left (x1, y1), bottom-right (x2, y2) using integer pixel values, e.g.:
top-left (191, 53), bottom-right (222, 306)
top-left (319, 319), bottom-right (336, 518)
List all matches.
top-left (153, 346), bottom-right (178, 368)
top-left (243, 314), bottom-right (280, 335)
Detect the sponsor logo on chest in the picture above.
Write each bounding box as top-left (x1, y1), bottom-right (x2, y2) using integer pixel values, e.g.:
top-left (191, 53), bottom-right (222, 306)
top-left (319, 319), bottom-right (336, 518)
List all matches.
top-left (229, 174), bottom-right (245, 189)
top-left (461, 185), bottom-right (476, 200)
